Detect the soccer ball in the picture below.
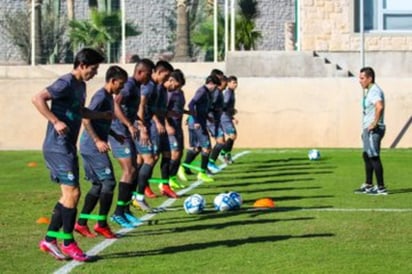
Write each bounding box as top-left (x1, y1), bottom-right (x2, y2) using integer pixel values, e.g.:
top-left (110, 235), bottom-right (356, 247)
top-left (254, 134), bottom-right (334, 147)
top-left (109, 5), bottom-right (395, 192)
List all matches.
top-left (183, 194), bottom-right (206, 214)
top-left (214, 193), bottom-right (237, 212)
top-left (308, 149), bottom-right (321, 160)
top-left (227, 191), bottom-right (243, 209)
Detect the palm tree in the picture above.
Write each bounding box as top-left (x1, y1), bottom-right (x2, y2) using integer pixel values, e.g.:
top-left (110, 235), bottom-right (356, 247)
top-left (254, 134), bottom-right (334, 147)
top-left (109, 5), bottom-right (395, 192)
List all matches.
top-left (235, 0), bottom-right (261, 50)
top-left (174, 0), bottom-right (190, 61)
top-left (68, 8), bottom-right (140, 62)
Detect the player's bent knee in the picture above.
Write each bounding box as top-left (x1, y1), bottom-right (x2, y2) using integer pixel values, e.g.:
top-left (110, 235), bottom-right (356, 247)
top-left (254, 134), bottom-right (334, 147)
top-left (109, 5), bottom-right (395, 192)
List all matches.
top-left (101, 180), bottom-right (116, 194)
top-left (89, 182), bottom-right (102, 197)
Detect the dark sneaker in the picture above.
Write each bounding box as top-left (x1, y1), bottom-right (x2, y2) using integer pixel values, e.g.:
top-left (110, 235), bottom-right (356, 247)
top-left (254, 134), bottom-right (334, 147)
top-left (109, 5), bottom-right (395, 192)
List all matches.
top-left (39, 239), bottom-right (68, 260)
top-left (367, 186), bottom-right (388, 196)
top-left (354, 183), bottom-right (373, 194)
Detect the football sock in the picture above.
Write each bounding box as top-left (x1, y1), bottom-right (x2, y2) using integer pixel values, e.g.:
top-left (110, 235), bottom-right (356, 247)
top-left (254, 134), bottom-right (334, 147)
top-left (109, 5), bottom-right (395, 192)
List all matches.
top-left (362, 152), bottom-right (373, 185)
top-left (200, 151), bottom-right (209, 172)
top-left (98, 180), bottom-right (115, 226)
top-left (183, 149), bottom-right (199, 173)
top-left (137, 163), bottom-right (152, 194)
top-left (61, 206), bottom-right (77, 246)
top-left (45, 202), bottom-right (63, 242)
top-left (77, 192), bottom-right (99, 226)
top-left (160, 157), bottom-right (171, 181)
top-left (210, 143), bottom-right (224, 162)
top-left (114, 182), bottom-right (130, 216)
top-left (169, 159), bottom-right (180, 177)
top-left (223, 138), bottom-right (234, 154)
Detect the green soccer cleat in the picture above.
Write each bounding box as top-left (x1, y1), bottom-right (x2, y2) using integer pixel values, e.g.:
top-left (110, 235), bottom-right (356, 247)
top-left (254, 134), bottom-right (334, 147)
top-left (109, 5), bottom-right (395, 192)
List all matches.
top-left (169, 176), bottom-right (186, 190)
top-left (177, 166), bottom-right (189, 182)
top-left (197, 172), bottom-right (214, 183)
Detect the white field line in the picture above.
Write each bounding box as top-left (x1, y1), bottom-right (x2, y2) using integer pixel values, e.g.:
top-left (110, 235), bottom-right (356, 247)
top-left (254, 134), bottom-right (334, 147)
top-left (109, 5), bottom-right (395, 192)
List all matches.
top-left (301, 208), bottom-right (412, 212)
top-left (54, 150), bottom-right (251, 274)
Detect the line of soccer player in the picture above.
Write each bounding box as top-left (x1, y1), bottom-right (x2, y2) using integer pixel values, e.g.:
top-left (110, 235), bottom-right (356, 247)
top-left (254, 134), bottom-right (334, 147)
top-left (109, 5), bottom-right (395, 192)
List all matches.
top-left (32, 48), bottom-right (239, 262)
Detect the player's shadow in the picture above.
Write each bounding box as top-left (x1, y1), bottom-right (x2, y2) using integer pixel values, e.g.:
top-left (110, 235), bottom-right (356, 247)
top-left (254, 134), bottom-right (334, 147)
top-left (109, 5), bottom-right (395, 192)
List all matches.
top-left (200, 185), bottom-right (322, 196)
top-left (209, 177), bottom-right (316, 189)
top-left (128, 216), bottom-right (315, 237)
top-left (100, 233), bottom-right (335, 260)
top-left (385, 187), bottom-right (412, 195)
top-left (242, 194), bottom-right (334, 204)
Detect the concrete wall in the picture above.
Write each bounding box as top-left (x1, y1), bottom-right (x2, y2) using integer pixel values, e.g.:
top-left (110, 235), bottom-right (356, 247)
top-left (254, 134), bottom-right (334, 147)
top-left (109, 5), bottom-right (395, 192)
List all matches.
top-left (1, 63), bottom-right (411, 150)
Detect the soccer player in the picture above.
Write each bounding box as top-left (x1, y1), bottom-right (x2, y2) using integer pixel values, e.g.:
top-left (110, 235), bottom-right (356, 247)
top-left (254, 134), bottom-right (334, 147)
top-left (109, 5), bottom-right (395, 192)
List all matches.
top-left (354, 67), bottom-right (388, 195)
top-left (207, 70), bottom-right (227, 172)
top-left (178, 75), bottom-right (221, 183)
top-left (108, 59), bottom-right (154, 228)
top-left (220, 75), bottom-right (239, 163)
top-left (134, 60), bottom-right (175, 211)
top-left (32, 48), bottom-right (105, 261)
top-left (75, 66), bottom-right (128, 239)
top-left (164, 69), bottom-right (187, 189)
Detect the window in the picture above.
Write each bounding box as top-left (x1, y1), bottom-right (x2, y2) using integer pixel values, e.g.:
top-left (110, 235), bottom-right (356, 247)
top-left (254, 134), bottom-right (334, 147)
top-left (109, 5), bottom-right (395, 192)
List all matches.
top-left (355, 0), bottom-right (412, 32)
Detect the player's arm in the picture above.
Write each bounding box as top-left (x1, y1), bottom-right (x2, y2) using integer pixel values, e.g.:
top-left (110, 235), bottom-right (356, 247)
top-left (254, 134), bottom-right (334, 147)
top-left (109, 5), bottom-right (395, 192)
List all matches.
top-left (369, 100), bottom-right (384, 131)
top-left (137, 95), bottom-right (149, 144)
top-left (32, 88), bottom-right (67, 135)
top-left (113, 94), bottom-right (137, 138)
top-left (82, 118), bottom-right (110, 153)
top-left (81, 107), bottom-right (113, 120)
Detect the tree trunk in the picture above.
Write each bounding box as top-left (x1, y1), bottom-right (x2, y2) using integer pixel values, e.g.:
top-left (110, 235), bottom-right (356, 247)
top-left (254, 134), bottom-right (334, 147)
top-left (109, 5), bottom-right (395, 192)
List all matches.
top-left (174, 0), bottom-right (190, 61)
top-left (67, 0), bottom-right (74, 20)
top-left (33, 0), bottom-right (42, 64)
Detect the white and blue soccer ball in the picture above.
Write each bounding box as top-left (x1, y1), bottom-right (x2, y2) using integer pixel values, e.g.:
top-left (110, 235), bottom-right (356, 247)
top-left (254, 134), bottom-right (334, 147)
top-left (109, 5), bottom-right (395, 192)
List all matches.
top-left (214, 193), bottom-right (237, 212)
top-left (183, 194), bottom-right (206, 214)
top-left (227, 191), bottom-right (243, 209)
top-left (308, 149), bottom-right (321, 160)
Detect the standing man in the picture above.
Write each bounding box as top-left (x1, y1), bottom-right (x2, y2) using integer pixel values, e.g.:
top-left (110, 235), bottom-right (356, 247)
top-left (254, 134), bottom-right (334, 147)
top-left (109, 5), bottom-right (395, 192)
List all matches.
top-left (32, 48), bottom-right (106, 261)
top-left (355, 67), bottom-right (388, 195)
top-left (74, 65), bottom-right (128, 239)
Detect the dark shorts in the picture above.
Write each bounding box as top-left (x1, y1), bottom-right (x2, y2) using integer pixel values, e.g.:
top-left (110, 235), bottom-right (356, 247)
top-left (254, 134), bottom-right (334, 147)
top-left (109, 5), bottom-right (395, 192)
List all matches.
top-left (168, 130), bottom-right (184, 151)
top-left (221, 119), bottom-right (237, 135)
top-left (135, 127), bottom-right (156, 155)
top-left (109, 135), bottom-right (137, 159)
top-left (150, 124), bottom-right (171, 154)
top-left (207, 121), bottom-right (224, 138)
top-left (362, 126), bottom-right (385, 157)
top-left (43, 150), bottom-right (79, 186)
top-left (188, 126), bottom-right (211, 149)
top-left (81, 152), bottom-right (115, 183)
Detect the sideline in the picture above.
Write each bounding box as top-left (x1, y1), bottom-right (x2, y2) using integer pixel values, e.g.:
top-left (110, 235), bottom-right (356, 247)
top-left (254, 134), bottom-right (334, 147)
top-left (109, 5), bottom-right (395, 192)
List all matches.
top-left (54, 151), bottom-right (251, 274)
top-left (302, 208), bottom-right (412, 212)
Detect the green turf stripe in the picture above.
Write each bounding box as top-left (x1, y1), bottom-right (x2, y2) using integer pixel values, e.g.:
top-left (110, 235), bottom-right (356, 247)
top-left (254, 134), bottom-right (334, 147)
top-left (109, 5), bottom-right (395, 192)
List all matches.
top-left (181, 163), bottom-right (204, 172)
top-left (46, 231), bottom-right (73, 240)
top-left (79, 213), bottom-right (106, 221)
top-left (148, 178), bottom-right (169, 184)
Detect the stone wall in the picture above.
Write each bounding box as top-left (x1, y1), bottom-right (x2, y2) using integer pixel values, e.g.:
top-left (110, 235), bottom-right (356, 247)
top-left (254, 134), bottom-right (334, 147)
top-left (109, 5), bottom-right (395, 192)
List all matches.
top-left (0, 0), bottom-right (293, 64)
top-left (299, 0), bottom-right (412, 51)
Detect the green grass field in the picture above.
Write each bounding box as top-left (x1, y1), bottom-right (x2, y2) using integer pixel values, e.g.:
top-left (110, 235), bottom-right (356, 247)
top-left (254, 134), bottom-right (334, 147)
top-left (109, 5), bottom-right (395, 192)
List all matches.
top-left (0, 149), bottom-right (411, 274)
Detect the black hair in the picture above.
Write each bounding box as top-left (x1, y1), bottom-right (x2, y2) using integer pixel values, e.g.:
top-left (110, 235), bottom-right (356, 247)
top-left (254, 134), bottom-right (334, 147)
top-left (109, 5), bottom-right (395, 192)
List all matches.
top-left (155, 60), bottom-right (174, 73)
top-left (170, 69), bottom-right (186, 86)
top-left (360, 67), bottom-right (375, 83)
top-left (73, 48), bottom-right (105, 69)
top-left (227, 75), bottom-right (238, 82)
top-left (105, 65), bottom-right (128, 83)
top-left (205, 74), bottom-right (221, 85)
top-left (210, 69), bottom-right (224, 77)
top-left (136, 58), bottom-right (155, 71)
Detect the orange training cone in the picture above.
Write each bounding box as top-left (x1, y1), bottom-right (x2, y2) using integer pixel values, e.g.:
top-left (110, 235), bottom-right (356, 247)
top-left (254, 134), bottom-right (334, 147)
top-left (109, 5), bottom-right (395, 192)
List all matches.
top-left (36, 217), bottom-right (50, 225)
top-left (253, 198), bottom-right (275, 208)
